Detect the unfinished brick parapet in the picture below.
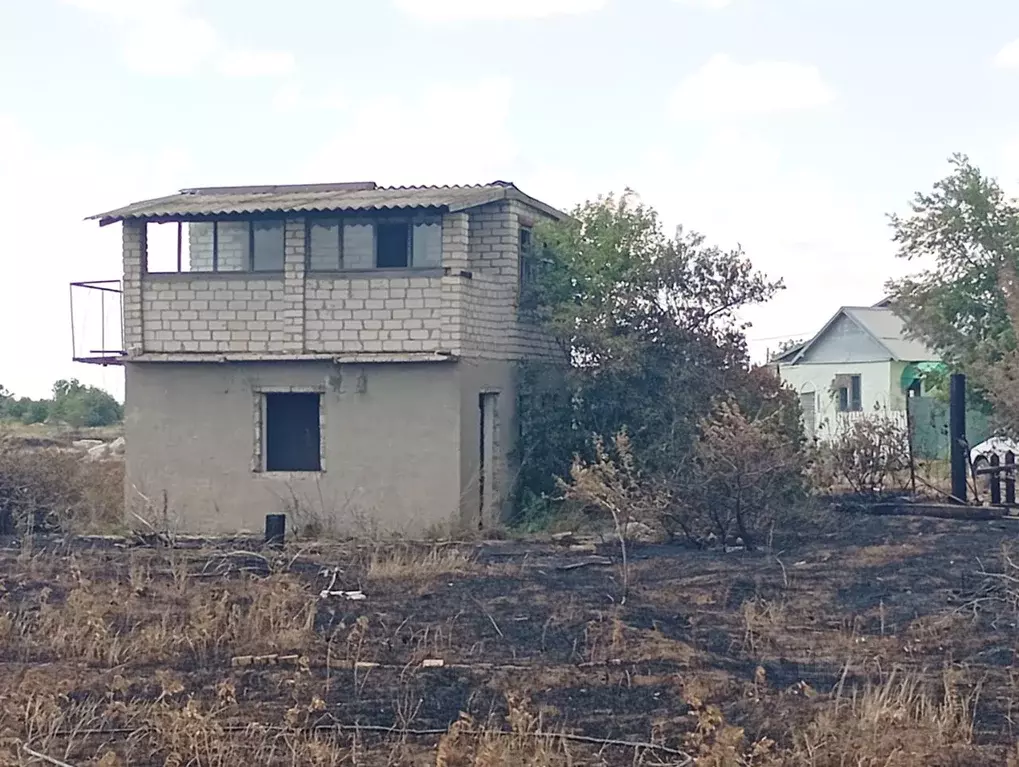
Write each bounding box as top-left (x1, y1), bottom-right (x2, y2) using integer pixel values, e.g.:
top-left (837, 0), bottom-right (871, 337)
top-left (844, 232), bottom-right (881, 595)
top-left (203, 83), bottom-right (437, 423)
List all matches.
top-left (141, 278), bottom-right (287, 353)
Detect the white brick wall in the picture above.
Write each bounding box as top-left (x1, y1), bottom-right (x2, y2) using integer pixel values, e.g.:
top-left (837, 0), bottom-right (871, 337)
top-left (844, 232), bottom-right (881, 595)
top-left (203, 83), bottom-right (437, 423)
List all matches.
top-left (123, 222), bottom-right (145, 355)
top-left (460, 200), bottom-right (563, 362)
top-left (141, 278), bottom-right (287, 353)
top-left (127, 203), bottom-right (563, 360)
top-left (188, 222), bottom-right (250, 272)
top-left (304, 276), bottom-right (444, 353)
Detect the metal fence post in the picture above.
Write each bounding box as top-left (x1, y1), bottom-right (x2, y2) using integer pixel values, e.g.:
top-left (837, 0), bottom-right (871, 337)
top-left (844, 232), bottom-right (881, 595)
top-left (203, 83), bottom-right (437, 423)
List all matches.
top-left (949, 373), bottom-right (967, 504)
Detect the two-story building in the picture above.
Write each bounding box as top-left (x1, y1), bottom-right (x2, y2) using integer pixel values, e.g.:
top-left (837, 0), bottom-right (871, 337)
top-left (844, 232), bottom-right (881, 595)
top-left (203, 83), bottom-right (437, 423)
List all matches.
top-left (78, 181), bottom-right (565, 536)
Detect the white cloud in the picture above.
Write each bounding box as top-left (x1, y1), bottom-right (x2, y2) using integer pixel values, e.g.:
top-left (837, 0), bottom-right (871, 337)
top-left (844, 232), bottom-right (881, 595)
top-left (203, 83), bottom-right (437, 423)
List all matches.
top-left (307, 78), bottom-right (515, 184)
top-left (63, 0), bottom-right (293, 78)
top-left (216, 50), bottom-right (297, 78)
top-left (393, 0), bottom-right (606, 21)
top-left (516, 129), bottom-right (891, 363)
top-left (271, 83), bottom-right (347, 114)
top-left (995, 38), bottom-right (1019, 68)
top-left (670, 54), bottom-right (836, 120)
top-left (672, 0), bottom-right (733, 9)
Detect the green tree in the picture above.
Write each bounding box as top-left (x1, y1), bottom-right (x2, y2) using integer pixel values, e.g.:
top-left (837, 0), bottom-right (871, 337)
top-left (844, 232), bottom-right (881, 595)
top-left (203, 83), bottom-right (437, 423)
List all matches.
top-left (516, 192), bottom-right (797, 515)
top-left (22, 399), bottom-right (49, 425)
top-left (886, 154), bottom-right (1019, 372)
top-left (48, 378), bottom-right (122, 427)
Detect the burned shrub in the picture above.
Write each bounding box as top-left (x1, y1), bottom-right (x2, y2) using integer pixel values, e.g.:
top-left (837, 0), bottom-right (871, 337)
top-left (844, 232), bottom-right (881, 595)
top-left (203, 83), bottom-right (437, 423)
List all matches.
top-left (814, 412), bottom-right (911, 496)
top-left (0, 440), bottom-right (123, 534)
top-left (565, 401), bottom-right (807, 550)
top-left (671, 400), bottom-right (807, 548)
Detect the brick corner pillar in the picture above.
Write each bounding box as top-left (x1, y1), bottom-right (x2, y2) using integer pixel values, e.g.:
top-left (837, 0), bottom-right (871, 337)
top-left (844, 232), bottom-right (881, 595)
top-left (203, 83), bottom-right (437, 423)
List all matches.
top-left (283, 218), bottom-right (307, 353)
top-left (122, 220), bottom-right (146, 356)
top-left (440, 212), bottom-right (470, 356)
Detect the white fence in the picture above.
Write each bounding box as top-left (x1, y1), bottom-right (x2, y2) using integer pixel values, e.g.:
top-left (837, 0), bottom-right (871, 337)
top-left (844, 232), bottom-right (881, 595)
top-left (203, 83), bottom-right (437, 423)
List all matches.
top-left (814, 410), bottom-right (909, 443)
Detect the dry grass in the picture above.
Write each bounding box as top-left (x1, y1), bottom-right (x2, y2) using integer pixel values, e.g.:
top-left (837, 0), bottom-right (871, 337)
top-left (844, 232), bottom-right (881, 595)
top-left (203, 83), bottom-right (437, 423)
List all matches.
top-left (435, 695), bottom-right (581, 767)
top-left (789, 668), bottom-right (979, 766)
top-left (364, 543), bottom-right (475, 581)
top-left (2, 578), bottom-right (318, 668)
top-left (1, 512), bottom-right (1017, 765)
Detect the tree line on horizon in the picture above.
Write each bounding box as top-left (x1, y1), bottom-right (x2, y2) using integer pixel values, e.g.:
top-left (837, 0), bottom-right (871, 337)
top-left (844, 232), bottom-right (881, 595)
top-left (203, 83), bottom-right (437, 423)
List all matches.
top-left (0, 379), bottom-right (122, 428)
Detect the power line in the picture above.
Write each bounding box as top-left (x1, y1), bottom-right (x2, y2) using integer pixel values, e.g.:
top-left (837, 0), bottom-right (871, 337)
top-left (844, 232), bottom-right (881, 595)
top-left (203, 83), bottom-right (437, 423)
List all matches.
top-left (748, 331), bottom-right (812, 343)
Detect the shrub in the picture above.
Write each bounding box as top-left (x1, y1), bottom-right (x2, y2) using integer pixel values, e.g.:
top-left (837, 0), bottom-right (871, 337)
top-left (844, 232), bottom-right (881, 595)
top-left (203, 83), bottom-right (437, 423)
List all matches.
top-left (564, 400), bottom-right (806, 550)
top-left (815, 412), bottom-right (911, 496)
top-left (671, 400), bottom-right (807, 548)
top-left (563, 430), bottom-right (670, 537)
top-left (0, 440), bottom-right (123, 534)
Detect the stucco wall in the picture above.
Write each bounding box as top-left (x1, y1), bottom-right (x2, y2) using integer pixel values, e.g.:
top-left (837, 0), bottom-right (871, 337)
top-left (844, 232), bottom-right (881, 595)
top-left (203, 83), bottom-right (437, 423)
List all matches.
top-left (123, 360), bottom-right (463, 536)
top-left (777, 360), bottom-right (897, 439)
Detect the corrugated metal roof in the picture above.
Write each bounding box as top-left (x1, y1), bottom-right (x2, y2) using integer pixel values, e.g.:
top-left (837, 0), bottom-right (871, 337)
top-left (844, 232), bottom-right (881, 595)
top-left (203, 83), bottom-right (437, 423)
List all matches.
top-left (843, 306), bottom-right (941, 362)
top-left (88, 181), bottom-right (566, 226)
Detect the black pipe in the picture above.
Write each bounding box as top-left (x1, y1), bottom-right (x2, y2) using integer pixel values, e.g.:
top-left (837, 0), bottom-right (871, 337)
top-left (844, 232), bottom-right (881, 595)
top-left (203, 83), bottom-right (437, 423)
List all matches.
top-left (265, 513), bottom-right (286, 548)
top-left (1008, 451), bottom-right (1017, 506)
top-left (949, 373), bottom-right (967, 504)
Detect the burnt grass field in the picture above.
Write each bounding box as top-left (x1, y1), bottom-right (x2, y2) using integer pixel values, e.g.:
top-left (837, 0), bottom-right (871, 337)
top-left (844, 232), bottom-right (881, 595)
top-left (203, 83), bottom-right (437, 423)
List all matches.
top-left (4, 513), bottom-right (1019, 765)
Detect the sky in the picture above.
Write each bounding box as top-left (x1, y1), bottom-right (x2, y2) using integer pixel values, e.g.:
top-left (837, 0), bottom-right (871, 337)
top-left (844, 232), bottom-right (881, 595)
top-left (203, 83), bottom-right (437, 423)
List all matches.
top-left (3, 0), bottom-right (1019, 400)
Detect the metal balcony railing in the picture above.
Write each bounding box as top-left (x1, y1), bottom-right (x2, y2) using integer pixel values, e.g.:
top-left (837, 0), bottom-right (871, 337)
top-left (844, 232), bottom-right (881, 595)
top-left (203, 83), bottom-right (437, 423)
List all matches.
top-left (70, 280), bottom-right (124, 365)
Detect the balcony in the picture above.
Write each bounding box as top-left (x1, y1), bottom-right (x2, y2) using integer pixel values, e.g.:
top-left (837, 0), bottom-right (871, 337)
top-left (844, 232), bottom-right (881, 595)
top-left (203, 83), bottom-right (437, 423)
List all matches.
top-left (69, 280), bottom-right (125, 365)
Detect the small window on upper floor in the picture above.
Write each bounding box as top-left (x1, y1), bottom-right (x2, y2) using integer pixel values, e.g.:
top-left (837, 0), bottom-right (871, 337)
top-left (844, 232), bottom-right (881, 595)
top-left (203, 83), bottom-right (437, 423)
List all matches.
top-left (518, 226), bottom-right (538, 291)
top-left (306, 217), bottom-right (442, 271)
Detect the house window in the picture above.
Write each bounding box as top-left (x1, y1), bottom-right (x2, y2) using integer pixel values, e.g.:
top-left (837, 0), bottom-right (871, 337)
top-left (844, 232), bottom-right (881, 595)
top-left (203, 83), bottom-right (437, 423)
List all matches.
top-left (306, 217), bottom-right (442, 270)
top-left (263, 392), bottom-right (322, 472)
top-left (836, 375), bottom-right (863, 412)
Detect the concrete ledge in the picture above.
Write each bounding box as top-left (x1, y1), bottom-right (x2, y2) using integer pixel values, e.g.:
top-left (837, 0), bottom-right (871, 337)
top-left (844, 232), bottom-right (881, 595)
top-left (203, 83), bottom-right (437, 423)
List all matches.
top-left (125, 352), bottom-right (459, 364)
top-left (837, 500), bottom-right (1007, 520)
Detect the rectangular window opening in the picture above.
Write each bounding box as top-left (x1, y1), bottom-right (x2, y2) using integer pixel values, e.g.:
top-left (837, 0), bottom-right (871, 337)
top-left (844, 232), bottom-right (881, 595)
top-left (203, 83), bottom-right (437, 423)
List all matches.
top-left (377, 222), bottom-right (410, 268)
top-left (835, 374), bottom-right (863, 413)
top-left (264, 392), bottom-right (322, 472)
top-left (849, 375), bottom-right (862, 412)
top-left (251, 220), bottom-right (285, 271)
top-left (306, 216), bottom-right (442, 271)
top-left (146, 220), bottom-right (285, 274)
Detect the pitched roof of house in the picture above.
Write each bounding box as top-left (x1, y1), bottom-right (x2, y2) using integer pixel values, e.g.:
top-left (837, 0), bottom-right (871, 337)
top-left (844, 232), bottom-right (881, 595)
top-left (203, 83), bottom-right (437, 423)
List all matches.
top-left (779, 304), bottom-right (940, 364)
top-left (843, 306), bottom-right (939, 361)
top-left (88, 181), bottom-right (567, 226)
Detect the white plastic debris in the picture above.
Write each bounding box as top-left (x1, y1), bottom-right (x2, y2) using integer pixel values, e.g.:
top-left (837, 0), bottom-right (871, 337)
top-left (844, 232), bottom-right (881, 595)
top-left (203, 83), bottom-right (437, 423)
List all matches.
top-left (320, 589), bottom-right (366, 601)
